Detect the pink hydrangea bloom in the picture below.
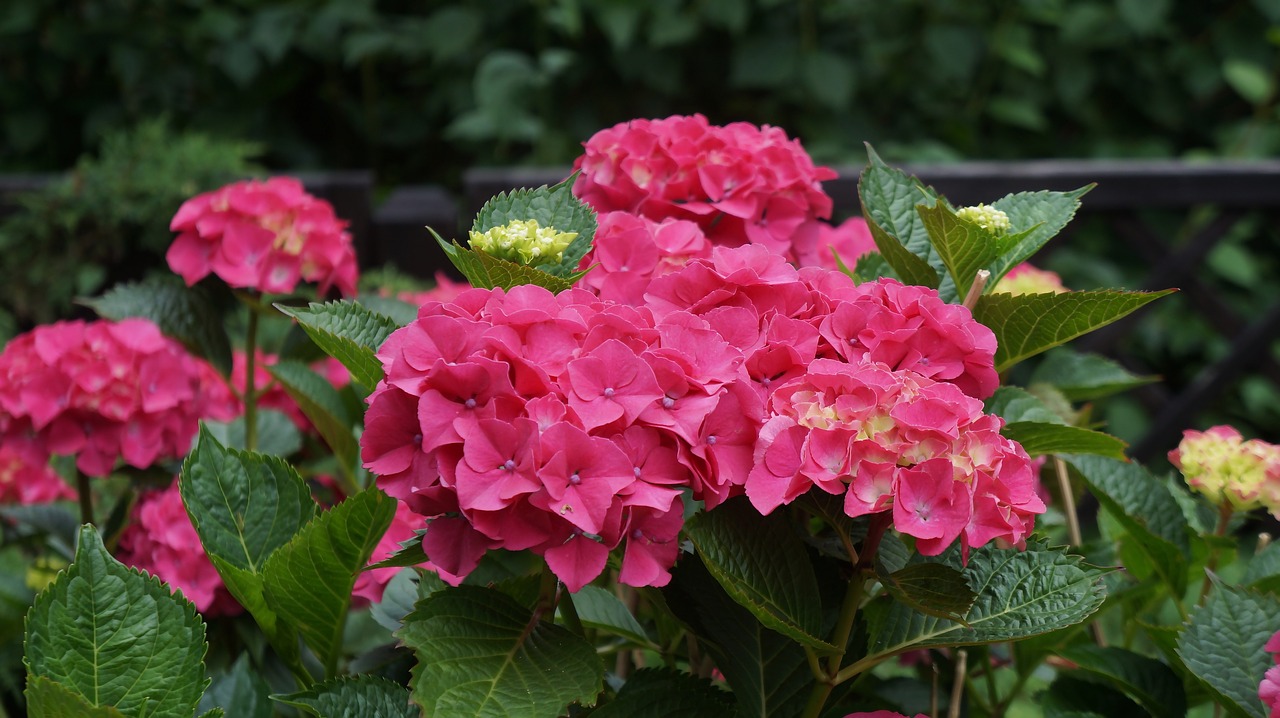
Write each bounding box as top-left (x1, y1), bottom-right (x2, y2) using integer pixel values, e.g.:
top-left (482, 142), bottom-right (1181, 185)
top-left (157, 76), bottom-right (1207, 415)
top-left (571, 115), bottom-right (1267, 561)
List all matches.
top-left (1170, 425), bottom-right (1280, 517)
top-left (229, 350), bottom-right (350, 432)
top-left (844, 712), bottom-right (927, 718)
top-left (993, 262), bottom-right (1068, 295)
top-left (793, 216), bottom-right (877, 271)
top-left (573, 115), bottom-right (838, 264)
top-left (116, 481), bottom-right (242, 616)
top-left (577, 212), bottom-right (712, 306)
top-left (0, 319), bottom-right (237, 478)
top-left (1261, 630), bottom-right (1280, 718)
top-left (0, 437), bottom-right (73, 504)
top-left (168, 177), bottom-right (358, 296)
top-left (363, 284), bottom-right (745, 592)
top-left (745, 358), bottom-right (1042, 557)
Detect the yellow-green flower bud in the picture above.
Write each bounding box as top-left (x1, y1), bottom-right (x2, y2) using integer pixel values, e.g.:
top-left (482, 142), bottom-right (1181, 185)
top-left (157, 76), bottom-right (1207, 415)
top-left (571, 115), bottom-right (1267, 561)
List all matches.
top-left (468, 219), bottom-right (578, 266)
top-left (956, 204), bottom-right (1011, 235)
top-left (1170, 425), bottom-right (1280, 517)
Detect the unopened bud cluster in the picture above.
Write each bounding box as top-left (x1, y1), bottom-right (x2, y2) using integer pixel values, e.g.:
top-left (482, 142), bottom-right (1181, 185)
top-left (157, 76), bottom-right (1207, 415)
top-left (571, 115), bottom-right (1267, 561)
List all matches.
top-left (956, 204), bottom-right (1011, 235)
top-left (468, 219), bottom-right (577, 265)
top-left (1170, 425), bottom-right (1280, 517)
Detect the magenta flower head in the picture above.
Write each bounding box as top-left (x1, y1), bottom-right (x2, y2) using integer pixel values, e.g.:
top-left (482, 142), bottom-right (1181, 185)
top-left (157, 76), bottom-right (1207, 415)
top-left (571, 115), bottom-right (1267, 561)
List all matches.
top-left (0, 437), bottom-right (74, 505)
top-left (572, 114), bottom-right (837, 263)
top-left (0, 318), bottom-right (236, 477)
top-left (1261, 630), bottom-right (1280, 717)
top-left (1170, 425), bottom-right (1280, 517)
top-left (167, 177), bottom-right (358, 296)
top-left (116, 481), bottom-right (242, 617)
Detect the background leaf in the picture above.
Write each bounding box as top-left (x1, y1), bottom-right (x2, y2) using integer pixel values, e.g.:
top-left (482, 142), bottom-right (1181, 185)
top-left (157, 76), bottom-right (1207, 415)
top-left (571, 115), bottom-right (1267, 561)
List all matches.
top-left (974, 289), bottom-right (1175, 372)
top-left (569, 585), bottom-right (654, 648)
top-left (197, 654), bottom-right (272, 718)
top-left (684, 497), bottom-right (833, 652)
top-left (1029, 349), bottom-right (1158, 401)
top-left (397, 585), bottom-right (603, 718)
top-left (24, 526), bottom-right (208, 718)
top-left (276, 300), bottom-right (400, 390)
top-left (274, 675), bottom-right (416, 718)
top-left (204, 408), bottom-right (303, 458)
top-left (83, 276), bottom-right (232, 375)
top-left (1056, 644), bottom-right (1187, 718)
top-left (1176, 582), bottom-right (1280, 718)
top-left (267, 360), bottom-right (360, 484)
top-left (590, 668), bottom-right (735, 718)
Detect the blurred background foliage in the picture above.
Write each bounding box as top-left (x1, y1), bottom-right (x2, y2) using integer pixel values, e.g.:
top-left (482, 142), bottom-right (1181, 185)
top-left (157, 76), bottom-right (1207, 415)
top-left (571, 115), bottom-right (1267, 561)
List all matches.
top-left (2, 0), bottom-right (1279, 185)
top-left (2, 0), bottom-right (1280, 451)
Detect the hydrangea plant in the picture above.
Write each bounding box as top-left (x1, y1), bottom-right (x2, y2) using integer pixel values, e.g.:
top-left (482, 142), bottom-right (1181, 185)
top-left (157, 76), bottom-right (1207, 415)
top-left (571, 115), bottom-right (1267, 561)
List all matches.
top-left (7, 117), bottom-right (1280, 718)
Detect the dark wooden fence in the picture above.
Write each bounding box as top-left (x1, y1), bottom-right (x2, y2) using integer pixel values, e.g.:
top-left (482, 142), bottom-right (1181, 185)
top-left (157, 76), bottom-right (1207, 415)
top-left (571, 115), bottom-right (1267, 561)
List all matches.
top-left (6, 160), bottom-right (1280, 462)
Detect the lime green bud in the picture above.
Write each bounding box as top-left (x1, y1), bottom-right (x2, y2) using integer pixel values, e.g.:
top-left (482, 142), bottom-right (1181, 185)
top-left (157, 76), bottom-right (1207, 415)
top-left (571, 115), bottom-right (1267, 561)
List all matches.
top-left (956, 204), bottom-right (1011, 235)
top-left (468, 219), bottom-right (578, 266)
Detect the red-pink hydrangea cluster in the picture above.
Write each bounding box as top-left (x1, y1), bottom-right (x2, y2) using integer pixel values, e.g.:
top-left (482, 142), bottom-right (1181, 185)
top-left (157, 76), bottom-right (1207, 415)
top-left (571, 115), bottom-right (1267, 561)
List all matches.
top-left (746, 358), bottom-right (1042, 556)
top-left (0, 438), bottom-right (73, 504)
top-left (1262, 630), bottom-right (1280, 718)
top-left (116, 481), bottom-right (242, 617)
top-left (168, 177), bottom-right (358, 296)
top-left (576, 211), bottom-right (712, 306)
top-left (572, 114), bottom-right (841, 264)
top-left (0, 319), bottom-right (236, 478)
top-left (363, 283), bottom-right (751, 592)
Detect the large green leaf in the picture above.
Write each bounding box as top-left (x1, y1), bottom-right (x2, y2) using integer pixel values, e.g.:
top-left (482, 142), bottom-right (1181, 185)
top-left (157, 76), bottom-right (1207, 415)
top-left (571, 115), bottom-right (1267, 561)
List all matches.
top-left (590, 669), bottom-right (735, 718)
top-left (267, 360), bottom-right (359, 484)
top-left (434, 234), bottom-right (582, 293)
top-left (974, 289), bottom-right (1175, 372)
top-left (25, 676), bottom-right (127, 718)
top-left (275, 300), bottom-right (400, 390)
top-left (179, 426), bottom-right (316, 661)
top-left (1057, 645), bottom-right (1187, 718)
top-left (262, 488), bottom-right (396, 676)
top-left (986, 387), bottom-right (1127, 458)
top-left (1176, 582), bottom-right (1280, 718)
top-left (570, 585), bottom-right (654, 648)
top-left (274, 675), bottom-right (416, 718)
top-left (1064, 455), bottom-right (1192, 594)
top-left (918, 201), bottom-right (1034, 301)
top-left (684, 498), bottom-right (833, 652)
top-left (398, 585), bottom-right (603, 717)
top-left (24, 525), bottom-right (208, 718)
top-left (857, 145), bottom-right (941, 288)
top-left (664, 554), bottom-right (811, 718)
top-left (1029, 349), bottom-right (1158, 402)
top-left (864, 540), bottom-right (1106, 657)
top-left (83, 276), bottom-right (232, 375)
top-left (471, 173), bottom-right (597, 278)
top-left (989, 187), bottom-right (1091, 281)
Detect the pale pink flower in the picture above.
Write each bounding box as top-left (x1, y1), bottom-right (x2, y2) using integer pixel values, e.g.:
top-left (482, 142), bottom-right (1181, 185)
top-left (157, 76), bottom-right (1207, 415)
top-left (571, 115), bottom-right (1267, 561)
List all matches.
top-left (1171, 425), bottom-right (1280, 517)
top-left (0, 438), bottom-right (73, 504)
top-left (168, 177), bottom-right (358, 296)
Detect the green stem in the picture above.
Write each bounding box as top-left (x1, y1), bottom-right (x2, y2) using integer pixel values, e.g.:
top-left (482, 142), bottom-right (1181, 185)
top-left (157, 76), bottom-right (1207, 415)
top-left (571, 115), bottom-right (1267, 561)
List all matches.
top-left (1198, 502), bottom-right (1235, 603)
top-left (76, 471), bottom-right (93, 526)
top-left (243, 302), bottom-right (260, 452)
top-left (800, 679), bottom-right (835, 718)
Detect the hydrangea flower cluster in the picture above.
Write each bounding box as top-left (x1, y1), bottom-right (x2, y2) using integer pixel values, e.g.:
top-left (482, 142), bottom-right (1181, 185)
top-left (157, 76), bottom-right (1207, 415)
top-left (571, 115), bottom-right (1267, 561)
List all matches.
top-left (955, 204), bottom-right (1011, 234)
top-left (576, 211), bottom-right (712, 306)
top-left (993, 263), bottom-right (1068, 295)
top-left (116, 481), bottom-right (242, 617)
top-left (746, 358), bottom-right (1042, 556)
top-left (167, 177), bottom-right (358, 296)
top-left (1261, 630), bottom-right (1280, 718)
top-left (0, 438), bottom-right (73, 504)
top-left (363, 283), bottom-right (748, 591)
top-left (572, 114), bottom-right (840, 263)
top-left (1169, 425), bottom-right (1280, 517)
top-left (0, 319), bottom-right (236, 478)
top-left (469, 219), bottom-right (577, 266)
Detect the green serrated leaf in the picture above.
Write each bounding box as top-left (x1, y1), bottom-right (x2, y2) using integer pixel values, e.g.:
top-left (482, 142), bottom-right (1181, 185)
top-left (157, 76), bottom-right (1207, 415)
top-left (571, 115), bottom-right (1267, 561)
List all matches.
top-left (276, 300), bottom-right (400, 390)
top-left (1064, 455), bottom-right (1192, 595)
top-left (25, 676), bottom-right (127, 718)
top-left (273, 675), bottom-right (416, 718)
top-left (684, 497), bottom-right (834, 652)
top-left (1001, 422), bottom-right (1128, 459)
top-left (989, 187), bottom-right (1091, 281)
top-left (974, 289), bottom-right (1175, 373)
top-left (881, 563), bottom-right (977, 624)
top-left (262, 488), bottom-right (397, 677)
top-left (471, 173), bottom-right (597, 278)
top-left (82, 276), bottom-right (233, 375)
top-left (664, 554), bottom-right (810, 718)
top-left (1057, 645), bottom-right (1187, 718)
top-left (204, 407), bottom-right (303, 457)
top-left (857, 144), bottom-right (941, 288)
top-left (24, 526), bottom-right (208, 718)
top-left (917, 201), bottom-right (1011, 300)
top-left (179, 426), bottom-right (316, 662)
top-left (851, 252), bottom-right (899, 284)
top-left (370, 568), bottom-right (444, 632)
top-left (986, 386), bottom-right (1070, 425)
top-left (267, 361), bottom-right (359, 485)
top-left (1030, 349), bottom-right (1158, 402)
top-left (367, 528), bottom-right (428, 570)
top-left (569, 585), bottom-right (653, 648)
top-left (589, 668), bottom-right (735, 718)
top-left (435, 233), bottom-right (578, 293)
top-left (197, 653), bottom-right (272, 718)
top-left (1177, 582), bottom-right (1280, 718)
top-left (398, 585), bottom-right (603, 717)
top-left (864, 540), bottom-right (1106, 657)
